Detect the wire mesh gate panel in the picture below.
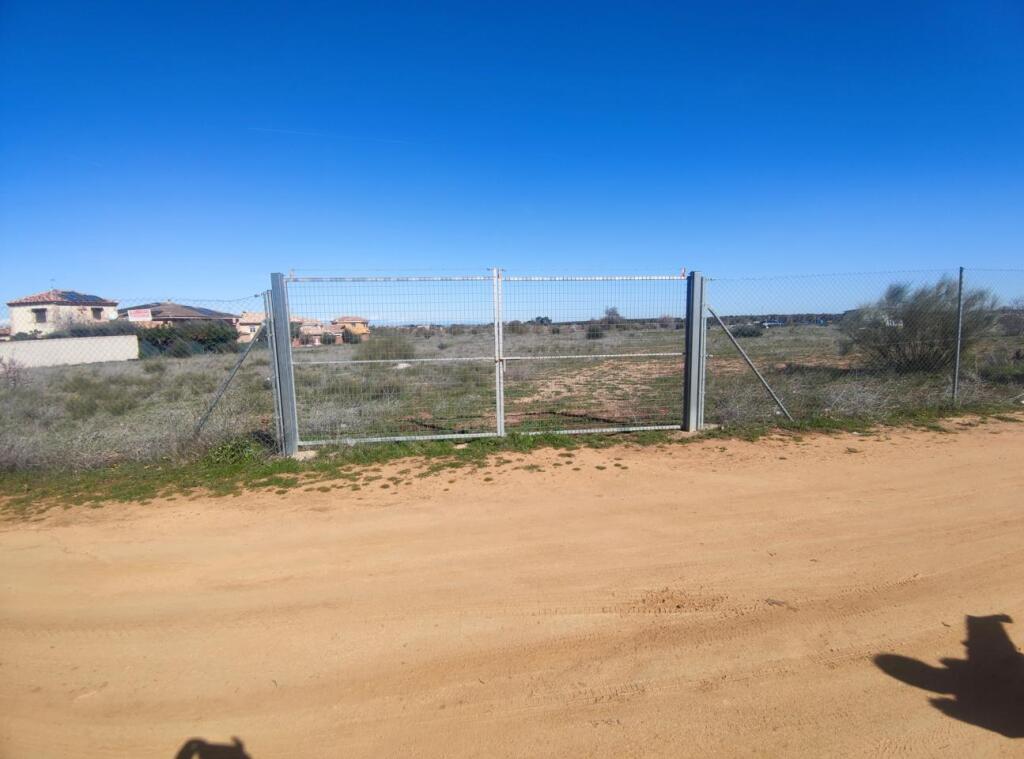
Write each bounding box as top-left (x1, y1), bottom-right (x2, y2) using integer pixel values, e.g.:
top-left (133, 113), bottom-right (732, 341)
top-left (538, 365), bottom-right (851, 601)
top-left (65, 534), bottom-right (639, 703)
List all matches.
top-left (284, 276), bottom-right (497, 444)
top-left (501, 275), bottom-right (687, 433)
top-left (280, 273), bottom-right (688, 445)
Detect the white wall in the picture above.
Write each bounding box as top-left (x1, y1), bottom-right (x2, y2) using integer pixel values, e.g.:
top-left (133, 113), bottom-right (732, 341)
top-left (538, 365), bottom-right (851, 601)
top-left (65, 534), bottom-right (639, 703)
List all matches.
top-left (0, 335), bottom-right (139, 368)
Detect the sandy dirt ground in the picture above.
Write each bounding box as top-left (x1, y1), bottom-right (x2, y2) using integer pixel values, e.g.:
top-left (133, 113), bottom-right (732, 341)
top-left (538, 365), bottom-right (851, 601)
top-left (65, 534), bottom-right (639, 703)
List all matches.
top-left (2, 418), bottom-right (1023, 758)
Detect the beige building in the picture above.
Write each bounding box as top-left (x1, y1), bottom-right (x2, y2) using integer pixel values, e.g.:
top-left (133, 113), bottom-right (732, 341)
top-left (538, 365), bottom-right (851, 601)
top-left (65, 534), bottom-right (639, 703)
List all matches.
top-left (236, 311), bottom-right (265, 343)
top-left (326, 316), bottom-right (371, 342)
top-left (6, 290), bottom-right (119, 337)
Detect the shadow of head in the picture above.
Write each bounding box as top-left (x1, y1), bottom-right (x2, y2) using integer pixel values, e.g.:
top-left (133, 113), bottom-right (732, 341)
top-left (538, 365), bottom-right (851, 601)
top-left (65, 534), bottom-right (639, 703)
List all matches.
top-left (174, 737), bottom-right (251, 759)
top-left (875, 614), bottom-right (1024, 738)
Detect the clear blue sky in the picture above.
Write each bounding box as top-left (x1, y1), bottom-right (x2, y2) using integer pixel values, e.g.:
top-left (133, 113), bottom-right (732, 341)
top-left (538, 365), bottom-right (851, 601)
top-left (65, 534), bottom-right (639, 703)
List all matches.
top-left (2, 1), bottom-right (1022, 306)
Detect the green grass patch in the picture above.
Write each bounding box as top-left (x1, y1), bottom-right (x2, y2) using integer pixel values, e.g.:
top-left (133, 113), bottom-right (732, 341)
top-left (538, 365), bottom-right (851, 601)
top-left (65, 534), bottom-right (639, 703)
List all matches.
top-left (2, 406), bottom-right (1021, 516)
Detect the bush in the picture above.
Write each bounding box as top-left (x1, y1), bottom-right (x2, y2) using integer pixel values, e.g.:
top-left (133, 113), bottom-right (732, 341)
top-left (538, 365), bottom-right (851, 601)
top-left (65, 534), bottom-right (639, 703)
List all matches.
top-left (731, 324), bottom-right (764, 338)
top-left (139, 320), bottom-right (240, 356)
top-left (341, 329), bottom-right (362, 344)
top-left (353, 331), bottom-right (415, 361)
top-left (602, 307), bottom-right (624, 327)
top-left (320, 331), bottom-right (336, 345)
top-left (840, 279), bottom-right (997, 372)
top-left (586, 324), bottom-right (605, 340)
top-left (203, 436), bottom-right (271, 466)
top-left (0, 357), bottom-right (24, 389)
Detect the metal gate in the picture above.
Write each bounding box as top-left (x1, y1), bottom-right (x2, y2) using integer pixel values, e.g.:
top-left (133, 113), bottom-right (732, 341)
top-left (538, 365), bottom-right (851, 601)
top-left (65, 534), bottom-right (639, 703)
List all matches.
top-left (268, 270), bottom-right (706, 453)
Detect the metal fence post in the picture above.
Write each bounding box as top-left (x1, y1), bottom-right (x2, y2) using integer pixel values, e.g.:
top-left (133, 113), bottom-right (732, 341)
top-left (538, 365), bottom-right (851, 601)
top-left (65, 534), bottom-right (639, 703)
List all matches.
top-left (683, 271), bottom-right (707, 431)
top-left (264, 290), bottom-right (285, 447)
top-left (492, 267), bottom-right (506, 436)
top-left (270, 273), bottom-right (300, 455)
top-left (952, 266), bottom-right (965, 405)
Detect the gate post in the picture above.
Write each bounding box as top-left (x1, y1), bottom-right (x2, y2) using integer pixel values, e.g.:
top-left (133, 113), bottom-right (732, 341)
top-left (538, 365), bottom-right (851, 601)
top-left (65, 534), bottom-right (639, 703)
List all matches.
top-left (270, 273), bottom-right (300, 455)
top-left (683, 271), bottom-right (707, 432)
top-left (492, 267), bottom-right (506, 436)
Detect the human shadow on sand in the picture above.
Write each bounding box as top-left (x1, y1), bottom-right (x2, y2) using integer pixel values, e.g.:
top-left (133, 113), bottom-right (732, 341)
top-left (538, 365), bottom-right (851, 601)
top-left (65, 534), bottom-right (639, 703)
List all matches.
top-left (875, 614), bottom-right (1024, 738)
top-left (174, 736), bottom-right (251, 758)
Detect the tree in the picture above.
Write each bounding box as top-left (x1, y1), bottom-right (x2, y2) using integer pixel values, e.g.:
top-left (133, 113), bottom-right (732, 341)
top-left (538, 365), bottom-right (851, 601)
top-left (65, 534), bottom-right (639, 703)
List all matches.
top-left (840, 278), bottom-right (997, 372)
top-left (602, 307), bottom-right (624, 326)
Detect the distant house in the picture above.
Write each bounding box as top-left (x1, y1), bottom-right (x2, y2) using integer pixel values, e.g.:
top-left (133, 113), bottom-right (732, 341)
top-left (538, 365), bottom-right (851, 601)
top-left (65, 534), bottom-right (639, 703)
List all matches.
top-left (118, 301), bottom-right (239, 327)
top-left (296, 323), bottom-right (325, 347)
top-left (236, 311), bottom-right (265, 343)
top-left (6, 290), bottom-right (119, 337)
top-left (0, 326), bottom-right (10, 342)
top-left (326, 316), bottom-right (370, 342)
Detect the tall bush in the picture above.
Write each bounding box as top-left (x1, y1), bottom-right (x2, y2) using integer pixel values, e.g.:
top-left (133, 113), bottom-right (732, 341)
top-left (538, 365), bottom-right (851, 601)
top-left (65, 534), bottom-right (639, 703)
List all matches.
top-left (840, 278), bottom-right (996, 372)
top-left (139, 320), bottom-right (240, 356)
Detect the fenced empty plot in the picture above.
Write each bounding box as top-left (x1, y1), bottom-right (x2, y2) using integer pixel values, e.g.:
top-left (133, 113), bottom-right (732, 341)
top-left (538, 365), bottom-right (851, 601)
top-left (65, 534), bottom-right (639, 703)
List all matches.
top-left (1, 267), bottom-right (1022, 468)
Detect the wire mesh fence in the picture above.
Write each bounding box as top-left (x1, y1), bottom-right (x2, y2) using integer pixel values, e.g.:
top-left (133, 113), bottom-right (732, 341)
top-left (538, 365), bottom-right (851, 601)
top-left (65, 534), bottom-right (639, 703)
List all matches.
top-left (501, 275), bottom-right (687, 433)
top-left (703, 269), bottom-right (1024, 425)
top-left (0, 292), bottom-right (275, 469)
top-left (280, 273), bottom-right (689, 444)
top-left (283, 276), bottom-right (498, 443)
top-left (2, 266), bottom-right (1022, 468)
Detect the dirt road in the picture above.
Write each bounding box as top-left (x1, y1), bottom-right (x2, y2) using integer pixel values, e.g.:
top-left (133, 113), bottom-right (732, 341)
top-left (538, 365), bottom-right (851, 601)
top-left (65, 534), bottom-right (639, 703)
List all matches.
top-left (2, 418), bottom-right (1023, 757)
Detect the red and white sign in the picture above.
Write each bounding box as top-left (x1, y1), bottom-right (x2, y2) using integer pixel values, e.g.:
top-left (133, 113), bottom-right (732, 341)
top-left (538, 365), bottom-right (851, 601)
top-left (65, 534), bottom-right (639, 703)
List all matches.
top-left (127, 308), bottom-right (153, 322)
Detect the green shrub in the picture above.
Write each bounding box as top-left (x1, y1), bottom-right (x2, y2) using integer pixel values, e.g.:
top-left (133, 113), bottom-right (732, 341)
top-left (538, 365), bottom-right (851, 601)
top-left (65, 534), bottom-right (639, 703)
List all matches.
top-left (320, 331), bottom-right (336, 345)
top-left (341, 329), bottom-right (362, 344)
top-left (731, 324), bottom-right (764, 338)
top-left (203, 436), bottom-right (271, 466)
top-left (840, 279), bottom-right (997, 372)
top-left (167, 338), bottom-right (194, 358)
top-left (586, 324), bottom-right (605, 340)
top-left (354, 331), bottom-right (415, 361)
top-left (139, 320), bottom-right (240, 356)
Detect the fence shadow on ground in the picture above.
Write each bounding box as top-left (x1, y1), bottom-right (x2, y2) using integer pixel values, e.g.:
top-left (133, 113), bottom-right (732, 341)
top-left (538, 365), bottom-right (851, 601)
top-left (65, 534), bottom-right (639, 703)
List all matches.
top-left (875, 614), bottom-right (1024, 738)
top-left (174, 736), bottom-right (252, 758)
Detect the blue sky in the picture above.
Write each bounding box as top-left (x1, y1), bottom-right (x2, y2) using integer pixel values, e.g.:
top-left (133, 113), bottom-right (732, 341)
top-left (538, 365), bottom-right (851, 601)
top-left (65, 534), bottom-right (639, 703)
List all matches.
top-left (2, 1), bottom-right (1023, 310)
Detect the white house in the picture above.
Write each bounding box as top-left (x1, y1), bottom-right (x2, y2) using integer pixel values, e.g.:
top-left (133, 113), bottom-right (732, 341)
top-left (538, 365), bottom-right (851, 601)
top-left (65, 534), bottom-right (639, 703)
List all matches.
top-left (6, 290), bottom-right (119, 337)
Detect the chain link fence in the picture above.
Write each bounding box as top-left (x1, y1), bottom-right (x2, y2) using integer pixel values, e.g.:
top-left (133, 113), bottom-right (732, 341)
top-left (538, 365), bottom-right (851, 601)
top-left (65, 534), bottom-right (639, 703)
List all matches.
top-left (703, 269), bottom-right (1024, 425)
top-left (0, 293), bottom-right (276, 469)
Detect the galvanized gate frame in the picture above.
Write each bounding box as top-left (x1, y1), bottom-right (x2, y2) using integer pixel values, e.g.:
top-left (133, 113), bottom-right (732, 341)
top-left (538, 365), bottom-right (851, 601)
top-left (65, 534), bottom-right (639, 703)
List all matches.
top-left (269, 270), bottom-right (707, 455)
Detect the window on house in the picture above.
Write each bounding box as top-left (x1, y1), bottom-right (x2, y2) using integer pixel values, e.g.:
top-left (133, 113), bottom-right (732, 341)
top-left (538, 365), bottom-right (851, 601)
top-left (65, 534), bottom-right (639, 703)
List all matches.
top-left (32, 308), bottom-right (47, 323)
top-left (92, 307), bottom-right (104, 320)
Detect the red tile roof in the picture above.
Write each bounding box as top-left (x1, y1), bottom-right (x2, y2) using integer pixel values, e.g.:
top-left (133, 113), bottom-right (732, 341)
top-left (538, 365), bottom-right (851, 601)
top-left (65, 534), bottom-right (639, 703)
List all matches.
top-left (7, 289), bottom-right (118, 307)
